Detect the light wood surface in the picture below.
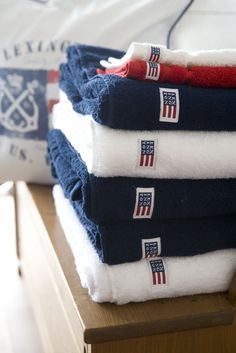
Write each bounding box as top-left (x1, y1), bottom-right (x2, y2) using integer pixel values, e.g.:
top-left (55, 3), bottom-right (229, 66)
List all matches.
top-left (17, 184), bottom-right (84, 353)
top-left (16, 182), bottom-right (236, 353)
top-left (0, 189), bottom-right (43, 353)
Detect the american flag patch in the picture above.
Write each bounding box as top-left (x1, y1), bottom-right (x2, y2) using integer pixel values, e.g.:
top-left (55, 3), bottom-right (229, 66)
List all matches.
top-left (159, 88), bottom-right (180, 123)
top-left (133, 187), bottom-right (154, 219)
top-left (149, 46), bottom-right (160, 62)
top-left (149, 259), bottom-right (167, 285)
top-left (145, 62), bottom-right (160, 81)
top-left (138, 140), bottom-right (156, 168)
top-left (142, 237), bottom-right (161, 258)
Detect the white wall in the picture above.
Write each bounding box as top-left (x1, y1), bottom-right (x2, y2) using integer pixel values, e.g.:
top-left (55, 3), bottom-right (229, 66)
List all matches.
top-left (171, 0), bottom-right (236, 50)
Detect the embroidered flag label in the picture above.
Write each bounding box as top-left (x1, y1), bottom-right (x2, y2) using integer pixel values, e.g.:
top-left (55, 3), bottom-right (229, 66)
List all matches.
top-left (145, 62), bottom-right (160, 81)
top-left (149, 259), bottom-right (167, 285)
top-left (133, 187), bottom-right (154, 219)
top-left (137, 139), bottom-right (157, 168)
top-left (148, 46), bottom-right (160, 62)
top-left (142, 237), bottom-right (161, 258)
top-left (159, 88), bottom-right (179, 123)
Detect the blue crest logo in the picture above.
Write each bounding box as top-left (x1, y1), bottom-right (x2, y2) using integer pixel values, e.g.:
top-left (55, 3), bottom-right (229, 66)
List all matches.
top-left (0, 68), bottom-right (54, 140)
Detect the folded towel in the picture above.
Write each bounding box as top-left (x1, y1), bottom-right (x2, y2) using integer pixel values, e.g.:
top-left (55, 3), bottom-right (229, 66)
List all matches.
top-left (53, 184), bottom-right (236, 304)
top-left (60, 44), bottom-right (236, 131)
top-left (100, 42), bottom-right (236, 69)
top-left (50, 171), bottom-right (236, 264)
top-left (52, 100), bottom-right (236, 179)
top-left (97, 60), bottom-right (236, 88)
top-left (48, 129), bottom-right (236, 220)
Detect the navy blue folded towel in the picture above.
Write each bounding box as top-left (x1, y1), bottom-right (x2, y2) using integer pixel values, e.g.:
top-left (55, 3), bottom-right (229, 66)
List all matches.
top-left (60, 44), bottom-right (236, 131)
top-left (48, 129), bottom-right (236, 265)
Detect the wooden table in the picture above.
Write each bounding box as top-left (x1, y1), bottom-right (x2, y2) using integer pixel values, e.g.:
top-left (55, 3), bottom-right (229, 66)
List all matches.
top-left (16, 182), bottom-right (236, 353)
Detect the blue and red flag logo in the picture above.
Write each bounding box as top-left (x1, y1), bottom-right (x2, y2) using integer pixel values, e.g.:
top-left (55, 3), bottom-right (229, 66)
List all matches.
top-left (149, 46), bottom-right (160, 62)
top-left (149, 259), bottom-right (167, 285)
top-left (159, 88), bottom-right (180, 123)
top-left (133, 187), bottom-right (154, 219)
top-left (145, 62), bottom-right (160, 80)
top-left (142, 237), bottom-right (161, 258)
top-left (138, 140), bottom-right (156, 167)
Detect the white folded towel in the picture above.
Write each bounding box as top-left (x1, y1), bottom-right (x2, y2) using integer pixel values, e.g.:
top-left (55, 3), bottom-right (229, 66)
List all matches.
top-left (100, 42), bottom-right (236, 69)
top-left (52, 98), bottom-right (236, 179)
top-left (53, 184), bottom-right (236, 304)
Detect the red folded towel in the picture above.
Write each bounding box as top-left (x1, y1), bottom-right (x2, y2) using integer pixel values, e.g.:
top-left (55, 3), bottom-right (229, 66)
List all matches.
top-left (97, 60), bottom-right (236, 88)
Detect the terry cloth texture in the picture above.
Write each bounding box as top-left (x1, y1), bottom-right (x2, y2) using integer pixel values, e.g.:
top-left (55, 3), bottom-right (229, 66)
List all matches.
top-left (97, 60), bottom-right (236, 88)
top-left (48, 129), bottom-right (236, 221)
top-left (53, 184), bottom-right (236, 304)
top-left (52, 102), bottom-right (236, 179)
top-left (100, 42), bottom-right (236, 69)
top-left (49, 174), bottom-right (236, 264)
top-left (60, 44), bottom-right (236, 131)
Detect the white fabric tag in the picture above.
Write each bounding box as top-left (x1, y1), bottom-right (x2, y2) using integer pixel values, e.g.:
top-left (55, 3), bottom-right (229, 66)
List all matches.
top-left (133, 187), bottom-right (155, 219)
top-left (142, 237), bottom-right (161, 258)
top-left (148, 258), bottom-right (167, 286)
top-left (145, 62), bottom-right (160, 81)
top-left (159, 87), bottom-right (180, 123)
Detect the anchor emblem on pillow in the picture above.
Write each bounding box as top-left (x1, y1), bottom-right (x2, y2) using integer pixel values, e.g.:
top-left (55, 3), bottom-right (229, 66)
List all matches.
top-left (0, 73), bottom-right (39, 133)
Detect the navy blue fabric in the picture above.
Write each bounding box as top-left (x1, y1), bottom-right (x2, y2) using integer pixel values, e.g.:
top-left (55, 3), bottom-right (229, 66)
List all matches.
top-left (60, 44), bottom-right (236, 131)
top-left (48, 129), bottom-right (236, 265)
top-left (100, 217), bottom-right (236, 265)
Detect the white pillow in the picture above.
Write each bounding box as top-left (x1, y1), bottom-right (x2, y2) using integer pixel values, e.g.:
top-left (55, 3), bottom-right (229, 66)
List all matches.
top-left (0, 0), bottom-right (190, 183)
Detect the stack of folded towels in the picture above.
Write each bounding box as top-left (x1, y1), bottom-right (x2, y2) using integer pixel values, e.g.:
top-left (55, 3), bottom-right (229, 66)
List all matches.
top-left (48, 42), bottom-right (236, 305)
